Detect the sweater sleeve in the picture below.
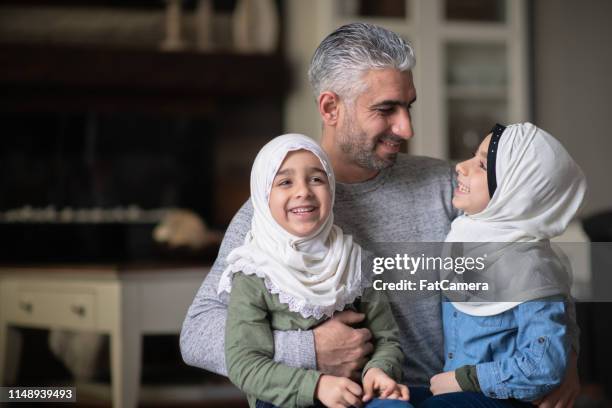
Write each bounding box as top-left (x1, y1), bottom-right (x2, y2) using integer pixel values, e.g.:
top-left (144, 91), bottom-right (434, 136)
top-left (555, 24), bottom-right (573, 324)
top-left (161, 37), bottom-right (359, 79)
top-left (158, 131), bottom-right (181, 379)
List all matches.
top-left (475, 299), bottom-right (569, 401)
top-left (179, 200), bottom-right (317, 376)
top-left (225, 273), bottom-right (321, 408)
top-left (360, 288), bottom-right (405, 382)
top-left (565, 295), bottom-right (580, 354)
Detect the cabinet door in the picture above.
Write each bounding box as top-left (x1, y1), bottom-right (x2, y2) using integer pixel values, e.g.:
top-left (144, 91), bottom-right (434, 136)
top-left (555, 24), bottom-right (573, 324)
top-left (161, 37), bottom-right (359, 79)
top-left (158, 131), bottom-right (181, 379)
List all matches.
top-left (5, 286), bottom-right (96, 330)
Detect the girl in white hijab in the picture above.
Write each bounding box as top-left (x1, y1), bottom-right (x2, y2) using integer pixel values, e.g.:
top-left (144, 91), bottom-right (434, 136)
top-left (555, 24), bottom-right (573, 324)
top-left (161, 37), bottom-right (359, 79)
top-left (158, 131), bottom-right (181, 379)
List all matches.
top-left (429, 123), bottom-right (587, 405)
top-left (219, 134), bottom-right (410, 408)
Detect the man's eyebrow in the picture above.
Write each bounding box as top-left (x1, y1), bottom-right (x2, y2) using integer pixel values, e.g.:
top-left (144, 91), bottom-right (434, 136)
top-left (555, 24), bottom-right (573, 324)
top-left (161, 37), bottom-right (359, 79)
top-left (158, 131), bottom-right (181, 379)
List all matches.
top-left (371, 97), bottom-right (417, 110)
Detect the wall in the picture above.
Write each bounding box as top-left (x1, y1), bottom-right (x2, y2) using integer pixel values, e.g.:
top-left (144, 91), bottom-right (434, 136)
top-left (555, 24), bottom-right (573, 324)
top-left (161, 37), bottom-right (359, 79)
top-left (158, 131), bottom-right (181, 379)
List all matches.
top-left (533, 0), bottom-right (612, 217)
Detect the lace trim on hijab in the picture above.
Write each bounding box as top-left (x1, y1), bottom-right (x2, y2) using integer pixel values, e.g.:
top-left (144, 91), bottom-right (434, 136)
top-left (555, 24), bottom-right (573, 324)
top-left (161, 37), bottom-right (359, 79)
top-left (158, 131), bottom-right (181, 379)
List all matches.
top-left (218, 258), bottom-right (365, 320)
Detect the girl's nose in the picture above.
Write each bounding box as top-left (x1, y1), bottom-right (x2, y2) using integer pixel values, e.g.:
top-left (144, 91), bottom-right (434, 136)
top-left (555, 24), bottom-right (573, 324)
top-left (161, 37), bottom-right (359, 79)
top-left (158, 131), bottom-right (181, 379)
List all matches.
top-left (295, 182), bottom-right (312, 198)
top-left (456, 160), bottom-right (468, 176)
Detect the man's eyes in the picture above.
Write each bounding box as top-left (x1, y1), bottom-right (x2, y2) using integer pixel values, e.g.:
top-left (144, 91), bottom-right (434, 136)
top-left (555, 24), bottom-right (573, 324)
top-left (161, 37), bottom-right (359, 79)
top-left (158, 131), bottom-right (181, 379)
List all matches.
top-left (377, 105), bottom-right (412, 114)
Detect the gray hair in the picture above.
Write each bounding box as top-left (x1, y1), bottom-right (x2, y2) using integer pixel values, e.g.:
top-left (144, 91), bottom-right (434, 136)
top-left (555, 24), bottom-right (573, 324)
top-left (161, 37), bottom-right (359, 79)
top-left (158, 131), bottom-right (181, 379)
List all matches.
top-left (308, 22), bottom-right (416, 103)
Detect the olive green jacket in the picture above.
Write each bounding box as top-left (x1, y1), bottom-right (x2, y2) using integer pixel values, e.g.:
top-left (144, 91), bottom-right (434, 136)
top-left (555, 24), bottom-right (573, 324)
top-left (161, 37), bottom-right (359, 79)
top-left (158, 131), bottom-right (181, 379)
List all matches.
top-left (225, 273), bottom-right (404, 408)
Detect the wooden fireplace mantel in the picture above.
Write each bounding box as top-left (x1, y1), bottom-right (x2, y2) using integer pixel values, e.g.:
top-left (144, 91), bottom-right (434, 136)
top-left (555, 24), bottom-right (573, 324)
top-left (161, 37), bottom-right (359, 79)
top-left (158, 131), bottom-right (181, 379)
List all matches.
top-left (0, 43), bottom-right (291, 114)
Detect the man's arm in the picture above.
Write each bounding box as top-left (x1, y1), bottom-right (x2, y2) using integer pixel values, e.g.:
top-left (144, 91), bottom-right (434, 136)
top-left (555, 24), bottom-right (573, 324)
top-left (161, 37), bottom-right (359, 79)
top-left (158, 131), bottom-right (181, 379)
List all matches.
top-left (179, 200), bottom-right (316, 376)
top-left (565, 295), bottom-right (580, 355)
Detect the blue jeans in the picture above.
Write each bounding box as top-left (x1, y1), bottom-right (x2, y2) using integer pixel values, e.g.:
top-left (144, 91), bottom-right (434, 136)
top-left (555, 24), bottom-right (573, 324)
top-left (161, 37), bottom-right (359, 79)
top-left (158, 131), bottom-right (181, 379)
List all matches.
top-left (409, 387), bottom-right (533, 408)
top-left (255, 398), bottom-right (413, 408)
top-left (256, 387), bottom-right (531, 408)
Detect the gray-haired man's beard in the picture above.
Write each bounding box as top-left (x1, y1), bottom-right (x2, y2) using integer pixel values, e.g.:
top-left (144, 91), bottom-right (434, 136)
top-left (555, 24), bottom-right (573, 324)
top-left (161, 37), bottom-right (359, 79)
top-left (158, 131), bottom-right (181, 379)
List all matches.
top-left (342, 143), bottom-right (396, 171)
top-left (339, 129), bottom-right (401, 171)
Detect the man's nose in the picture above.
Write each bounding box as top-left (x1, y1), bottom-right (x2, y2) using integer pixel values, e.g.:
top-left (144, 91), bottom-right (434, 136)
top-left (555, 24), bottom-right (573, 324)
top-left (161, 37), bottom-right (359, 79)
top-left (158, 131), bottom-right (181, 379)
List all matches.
top-left (391, 108), bottom-right (414, 140)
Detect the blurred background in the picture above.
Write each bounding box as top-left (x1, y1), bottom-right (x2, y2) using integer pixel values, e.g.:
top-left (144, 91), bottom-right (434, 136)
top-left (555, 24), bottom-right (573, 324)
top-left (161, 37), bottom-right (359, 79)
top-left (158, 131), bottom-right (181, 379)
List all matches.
top-left (0, 0), bottom-right (611, 407)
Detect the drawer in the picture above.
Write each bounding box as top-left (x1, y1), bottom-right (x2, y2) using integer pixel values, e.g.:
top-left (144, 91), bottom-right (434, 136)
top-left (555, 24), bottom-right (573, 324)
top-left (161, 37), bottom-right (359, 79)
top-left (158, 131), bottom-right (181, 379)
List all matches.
top-left (7, 289), bottom-right (96, 330)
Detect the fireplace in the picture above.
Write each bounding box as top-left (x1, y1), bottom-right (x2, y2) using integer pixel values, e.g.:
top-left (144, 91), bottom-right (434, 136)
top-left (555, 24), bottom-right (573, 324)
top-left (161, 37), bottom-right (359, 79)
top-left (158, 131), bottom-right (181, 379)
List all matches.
top-left (0, 44), bottom-right (290, 263)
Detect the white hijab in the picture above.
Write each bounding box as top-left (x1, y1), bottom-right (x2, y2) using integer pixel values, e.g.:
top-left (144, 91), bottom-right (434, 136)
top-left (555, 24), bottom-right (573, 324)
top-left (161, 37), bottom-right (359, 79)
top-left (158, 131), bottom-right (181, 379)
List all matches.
top-left (445, 122), bottom-right (587, 316)
top-left (217, 134), bottom-right (362, 319)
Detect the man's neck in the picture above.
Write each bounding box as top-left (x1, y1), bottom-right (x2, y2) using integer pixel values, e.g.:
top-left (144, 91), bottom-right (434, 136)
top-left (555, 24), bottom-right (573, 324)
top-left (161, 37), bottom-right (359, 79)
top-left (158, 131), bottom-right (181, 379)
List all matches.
top-left (332, 158), bottom-right (380, 183)
top-left (320, 133), bottom-right (380, 183)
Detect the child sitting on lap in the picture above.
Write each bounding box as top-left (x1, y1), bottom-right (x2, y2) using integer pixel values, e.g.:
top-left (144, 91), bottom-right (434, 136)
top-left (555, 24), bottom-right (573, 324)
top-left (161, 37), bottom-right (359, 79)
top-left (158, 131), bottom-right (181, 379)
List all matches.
top-left (218, 134), bottom-right (411, 408)
top-left (429, 122), bottom-right (587, 407)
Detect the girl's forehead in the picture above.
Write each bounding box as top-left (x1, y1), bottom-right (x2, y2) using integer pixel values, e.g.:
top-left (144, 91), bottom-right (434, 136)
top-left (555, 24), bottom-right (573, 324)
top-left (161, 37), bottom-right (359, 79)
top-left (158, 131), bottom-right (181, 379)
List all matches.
top-left (478, 133), bottom-right (493, 156)
top-left (277, 149), bottom-right (324, 171)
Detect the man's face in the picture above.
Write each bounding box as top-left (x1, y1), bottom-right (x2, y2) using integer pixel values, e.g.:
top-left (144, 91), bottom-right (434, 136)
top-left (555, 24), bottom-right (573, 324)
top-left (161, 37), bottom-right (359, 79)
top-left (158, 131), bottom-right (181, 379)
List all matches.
top-left (336, 69), bottom-right (416, 171)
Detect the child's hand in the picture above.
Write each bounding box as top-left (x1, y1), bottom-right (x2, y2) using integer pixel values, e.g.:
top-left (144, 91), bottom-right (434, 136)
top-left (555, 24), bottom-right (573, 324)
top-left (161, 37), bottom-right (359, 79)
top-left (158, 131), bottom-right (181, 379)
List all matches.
top-left (362, 367), bottom-right (409, 402)
top-left (315, 374), bottom-right (363, 408)
top-left (429, 371), bottom-right (462, 395)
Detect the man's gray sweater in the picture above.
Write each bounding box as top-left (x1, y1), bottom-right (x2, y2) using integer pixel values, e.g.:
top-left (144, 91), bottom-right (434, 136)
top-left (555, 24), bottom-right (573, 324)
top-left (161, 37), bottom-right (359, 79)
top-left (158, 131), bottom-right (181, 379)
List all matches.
top-left (180, 154), bottom-right (459, 387)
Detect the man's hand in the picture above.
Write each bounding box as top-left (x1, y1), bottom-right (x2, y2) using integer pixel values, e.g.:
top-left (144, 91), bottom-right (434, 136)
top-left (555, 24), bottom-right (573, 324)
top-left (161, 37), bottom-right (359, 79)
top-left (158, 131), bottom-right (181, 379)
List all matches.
top-left (313, 310), bottom-right (373, 380)
top-left (430, 371), bottom-right (462, 395)
top-left (534, 351), bottom-right (580, 408)
top-left (315, 374), bottom-right (363, 408)
top-left (362, 367), bottom-right (409, 403)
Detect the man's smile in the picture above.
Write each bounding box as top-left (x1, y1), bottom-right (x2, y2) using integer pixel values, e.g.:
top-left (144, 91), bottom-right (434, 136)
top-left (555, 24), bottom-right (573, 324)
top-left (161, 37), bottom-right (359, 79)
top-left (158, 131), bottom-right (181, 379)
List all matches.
top-left (377, 135), bottom-right (403, 153)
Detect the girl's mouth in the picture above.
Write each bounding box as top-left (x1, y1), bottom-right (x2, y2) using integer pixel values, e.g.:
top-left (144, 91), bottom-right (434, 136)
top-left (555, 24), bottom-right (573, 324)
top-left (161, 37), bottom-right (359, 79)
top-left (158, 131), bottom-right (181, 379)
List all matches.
top-left (289, 206), bottom-right (317, 215)
top-left (457, 181), bottom-right (470, 194)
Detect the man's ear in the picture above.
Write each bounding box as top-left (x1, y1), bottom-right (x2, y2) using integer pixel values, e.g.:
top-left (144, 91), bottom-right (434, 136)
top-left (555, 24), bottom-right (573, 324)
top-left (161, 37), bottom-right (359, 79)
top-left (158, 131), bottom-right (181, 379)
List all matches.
top-left (318, 91), bottom-right (340, 126)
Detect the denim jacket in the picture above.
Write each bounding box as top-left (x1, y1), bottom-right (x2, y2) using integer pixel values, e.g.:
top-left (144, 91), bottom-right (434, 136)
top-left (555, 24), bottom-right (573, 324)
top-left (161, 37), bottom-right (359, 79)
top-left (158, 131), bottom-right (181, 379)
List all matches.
top-left (442, 298), bottom-right (568, 401)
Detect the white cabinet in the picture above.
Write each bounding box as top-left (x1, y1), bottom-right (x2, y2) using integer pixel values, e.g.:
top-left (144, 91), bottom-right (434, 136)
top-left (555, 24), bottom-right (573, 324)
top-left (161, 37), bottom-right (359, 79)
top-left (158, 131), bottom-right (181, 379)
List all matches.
top-left (285, 0), bottom-right (529, 160)
top-left (0, 266), bottom-right (208, 408)
top-left (7, 288), bottom-right (97, 330)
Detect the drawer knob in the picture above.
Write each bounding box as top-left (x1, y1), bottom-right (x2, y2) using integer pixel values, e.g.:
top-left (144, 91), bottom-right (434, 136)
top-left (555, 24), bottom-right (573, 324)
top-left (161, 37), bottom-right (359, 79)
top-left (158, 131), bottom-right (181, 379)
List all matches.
top-left (71, 305), bottom-right (87, 317)
top-left (19, 301), bottom-right (33, 313)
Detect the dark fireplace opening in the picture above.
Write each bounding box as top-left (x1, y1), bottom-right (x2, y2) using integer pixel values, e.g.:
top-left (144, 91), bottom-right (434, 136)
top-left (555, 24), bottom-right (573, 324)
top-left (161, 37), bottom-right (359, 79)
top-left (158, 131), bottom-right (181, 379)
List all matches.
top-left (1, 110), bottom-right (217, 263)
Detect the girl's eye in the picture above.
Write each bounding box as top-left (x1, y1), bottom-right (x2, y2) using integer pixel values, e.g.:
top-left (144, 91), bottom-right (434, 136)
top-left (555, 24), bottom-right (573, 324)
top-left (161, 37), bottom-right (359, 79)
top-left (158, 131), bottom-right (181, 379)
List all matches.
top-left (277, 179), bottom-right (291, 187)
top-left (311, 176), bottom-right (325, 183)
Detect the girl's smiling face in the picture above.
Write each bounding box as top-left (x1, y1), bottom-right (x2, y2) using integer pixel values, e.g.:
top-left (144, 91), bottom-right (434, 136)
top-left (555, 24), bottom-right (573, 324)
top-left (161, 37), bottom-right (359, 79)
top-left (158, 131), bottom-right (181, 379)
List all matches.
top-left (269, 150), bottom-right (332, 237)
top-left (453, 134), bottom-right (492, 215)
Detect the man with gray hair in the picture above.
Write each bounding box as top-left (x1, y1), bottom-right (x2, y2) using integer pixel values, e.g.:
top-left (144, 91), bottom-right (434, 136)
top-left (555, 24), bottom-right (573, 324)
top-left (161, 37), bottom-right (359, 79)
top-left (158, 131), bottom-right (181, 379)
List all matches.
top-left (181, 23), bottom-right (579, 407)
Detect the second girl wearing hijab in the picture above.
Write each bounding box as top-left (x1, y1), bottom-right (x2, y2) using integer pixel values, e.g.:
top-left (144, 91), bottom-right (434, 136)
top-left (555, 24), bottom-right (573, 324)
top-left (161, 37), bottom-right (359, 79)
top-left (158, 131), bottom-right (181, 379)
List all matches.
top-left (429, 123), bottom-right (587, 406)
